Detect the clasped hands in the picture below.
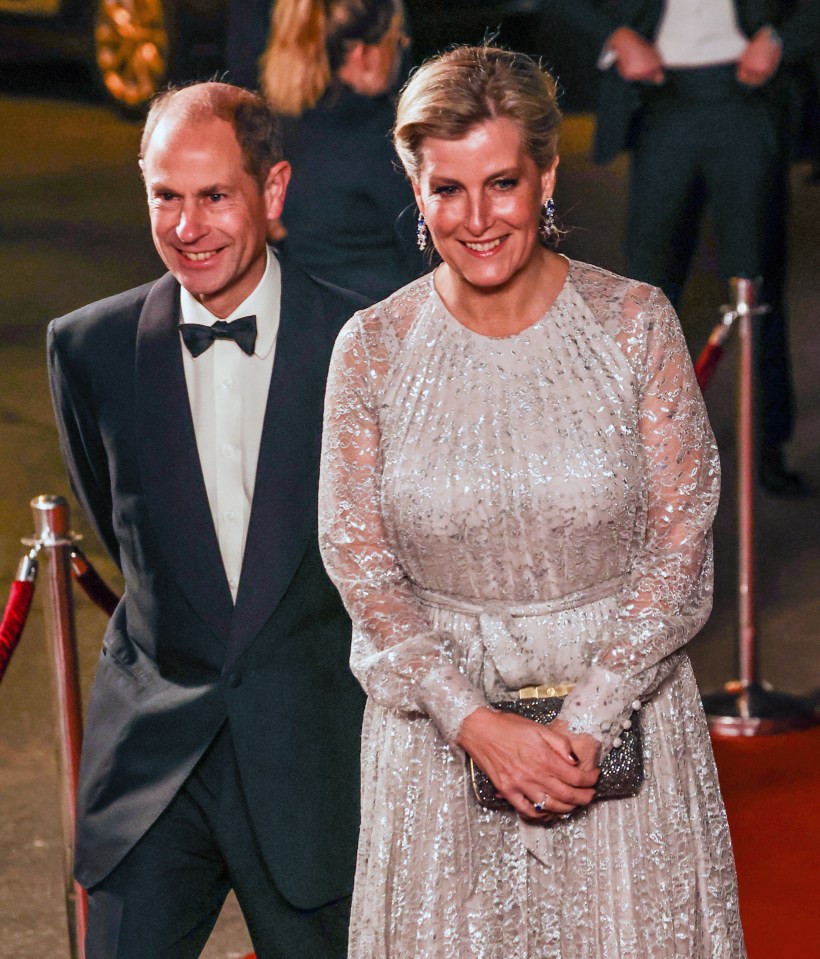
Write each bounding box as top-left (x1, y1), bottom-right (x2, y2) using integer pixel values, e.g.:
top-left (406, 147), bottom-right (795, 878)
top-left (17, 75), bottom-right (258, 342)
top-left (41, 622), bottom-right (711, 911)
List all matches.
top-left (457, 706), bottom-right (600, 822)
top-left (606, 26), bottom-right (782, 88)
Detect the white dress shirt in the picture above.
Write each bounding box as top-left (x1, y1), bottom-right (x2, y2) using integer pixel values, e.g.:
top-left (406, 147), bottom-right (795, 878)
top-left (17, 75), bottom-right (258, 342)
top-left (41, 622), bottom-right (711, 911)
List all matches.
top-left (655, 0), bottom-right (748, 67)
top-left (180, 247), bottom-right (281, 602)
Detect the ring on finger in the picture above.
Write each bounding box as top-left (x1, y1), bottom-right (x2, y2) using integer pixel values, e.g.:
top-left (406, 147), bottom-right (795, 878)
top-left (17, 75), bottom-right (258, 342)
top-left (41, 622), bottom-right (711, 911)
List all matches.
top-left (533, 794), bottom-right (551, 813)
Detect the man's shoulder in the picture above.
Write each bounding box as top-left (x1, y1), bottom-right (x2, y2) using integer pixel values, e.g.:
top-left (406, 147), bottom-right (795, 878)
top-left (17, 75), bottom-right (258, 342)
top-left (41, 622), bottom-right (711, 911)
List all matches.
top-left (310, 272), bottom-right (372, 318)
top-left (280, 254), bottom-right (371, 336)
top-left (48, 278), bottom-right (165, 352)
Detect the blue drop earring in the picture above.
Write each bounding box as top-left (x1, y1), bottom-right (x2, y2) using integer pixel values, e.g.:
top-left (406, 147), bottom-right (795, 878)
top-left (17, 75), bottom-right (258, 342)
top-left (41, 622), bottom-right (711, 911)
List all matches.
top-left (539, 197), bottom-right (557, 241)
top-left (416, 212), bottom-right (428, 252)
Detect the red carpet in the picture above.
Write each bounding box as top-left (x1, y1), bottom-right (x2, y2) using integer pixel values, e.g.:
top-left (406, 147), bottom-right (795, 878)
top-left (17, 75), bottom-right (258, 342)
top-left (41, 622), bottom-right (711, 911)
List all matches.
top-left (712, 726), bottom-right (820, 959)
top-left (240, 727), bottom-right (820, 959)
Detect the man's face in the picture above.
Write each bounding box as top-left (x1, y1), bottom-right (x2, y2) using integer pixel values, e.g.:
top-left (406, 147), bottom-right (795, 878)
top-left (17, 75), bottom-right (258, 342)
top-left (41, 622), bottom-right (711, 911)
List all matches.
top-left (142, 114), bottom-right (290, 318)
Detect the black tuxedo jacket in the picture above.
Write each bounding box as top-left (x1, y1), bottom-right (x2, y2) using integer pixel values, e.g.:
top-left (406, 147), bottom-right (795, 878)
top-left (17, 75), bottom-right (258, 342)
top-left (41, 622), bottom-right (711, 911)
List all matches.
top-left (541, 0), bottom-right (820, 162)
top-left (47, 254), bottom-right (368, 908)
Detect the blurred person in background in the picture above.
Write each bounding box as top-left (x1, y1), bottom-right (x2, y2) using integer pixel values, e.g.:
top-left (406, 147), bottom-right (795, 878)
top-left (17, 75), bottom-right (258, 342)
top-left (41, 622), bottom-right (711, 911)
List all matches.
top-left (261, 0), bottom-right (427, 300)
top-left (539, 0), bottom-right (820, 496)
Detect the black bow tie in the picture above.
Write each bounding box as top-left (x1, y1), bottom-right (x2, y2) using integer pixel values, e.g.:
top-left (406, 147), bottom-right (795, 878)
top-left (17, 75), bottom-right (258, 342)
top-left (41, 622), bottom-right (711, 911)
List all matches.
top-left (179, 315), bottom-right (257, 358)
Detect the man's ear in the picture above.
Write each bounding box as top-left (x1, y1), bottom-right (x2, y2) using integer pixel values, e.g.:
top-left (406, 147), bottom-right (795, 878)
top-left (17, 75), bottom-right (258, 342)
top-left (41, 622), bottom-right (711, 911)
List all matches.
top-left (264, 160), bottom-right (292, 220)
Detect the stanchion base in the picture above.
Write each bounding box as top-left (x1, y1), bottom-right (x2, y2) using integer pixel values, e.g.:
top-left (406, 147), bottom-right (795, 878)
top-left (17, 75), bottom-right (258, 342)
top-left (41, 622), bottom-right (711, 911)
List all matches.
top-left (703, 681), bottom-right (820, 737)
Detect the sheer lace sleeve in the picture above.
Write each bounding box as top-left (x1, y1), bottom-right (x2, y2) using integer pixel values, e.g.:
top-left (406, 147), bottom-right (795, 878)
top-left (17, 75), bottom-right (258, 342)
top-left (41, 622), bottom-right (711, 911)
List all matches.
top-left (319, 312), bottom-right (488, 745)
top-left (560, 284), bottom-right (720, 752)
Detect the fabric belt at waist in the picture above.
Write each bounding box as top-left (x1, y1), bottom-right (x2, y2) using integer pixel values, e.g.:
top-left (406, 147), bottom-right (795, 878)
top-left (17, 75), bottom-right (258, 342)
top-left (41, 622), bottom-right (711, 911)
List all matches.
top-left (412, 575), bottom-right (627, 620)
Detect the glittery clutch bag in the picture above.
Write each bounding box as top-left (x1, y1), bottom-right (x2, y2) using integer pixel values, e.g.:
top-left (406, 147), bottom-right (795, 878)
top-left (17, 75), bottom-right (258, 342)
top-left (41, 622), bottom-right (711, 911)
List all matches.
top-left (468, 684), bottom-right (644, 810)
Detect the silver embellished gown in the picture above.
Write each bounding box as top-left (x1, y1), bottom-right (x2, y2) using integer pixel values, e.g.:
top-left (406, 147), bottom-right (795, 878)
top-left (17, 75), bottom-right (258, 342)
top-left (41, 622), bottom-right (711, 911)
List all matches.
top-left (319, 260), bottom-right (745, 959)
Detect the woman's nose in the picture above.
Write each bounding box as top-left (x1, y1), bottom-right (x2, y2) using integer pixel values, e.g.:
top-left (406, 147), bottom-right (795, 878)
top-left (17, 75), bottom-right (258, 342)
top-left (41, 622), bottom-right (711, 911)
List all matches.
top-left (466, 195), bottom-right (490, 236)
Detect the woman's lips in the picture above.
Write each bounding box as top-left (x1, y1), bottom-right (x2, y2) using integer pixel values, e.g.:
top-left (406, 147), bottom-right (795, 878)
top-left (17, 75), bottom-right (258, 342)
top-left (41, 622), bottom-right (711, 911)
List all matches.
top-left (462, 237), bottom-right (505, 255)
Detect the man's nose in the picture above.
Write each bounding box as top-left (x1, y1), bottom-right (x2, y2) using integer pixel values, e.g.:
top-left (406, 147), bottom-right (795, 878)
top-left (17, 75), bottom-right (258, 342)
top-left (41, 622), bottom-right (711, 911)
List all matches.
top-left (175, 202), bottom-right (206, 243)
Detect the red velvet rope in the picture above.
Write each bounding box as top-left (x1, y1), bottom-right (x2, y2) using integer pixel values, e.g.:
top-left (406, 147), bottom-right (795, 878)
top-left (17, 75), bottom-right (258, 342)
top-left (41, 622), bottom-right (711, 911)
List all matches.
top-left (694, 341), bottom-right (726, 392)
top-left (73, 566), bottom-right (121, 618)
top-left (0, 580), bottom-right (35, 684)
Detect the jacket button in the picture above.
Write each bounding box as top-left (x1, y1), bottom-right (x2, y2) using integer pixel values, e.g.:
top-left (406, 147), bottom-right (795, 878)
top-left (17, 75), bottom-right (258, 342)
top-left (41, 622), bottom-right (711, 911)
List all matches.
top-left (226, 672), bottom-right (242, 688)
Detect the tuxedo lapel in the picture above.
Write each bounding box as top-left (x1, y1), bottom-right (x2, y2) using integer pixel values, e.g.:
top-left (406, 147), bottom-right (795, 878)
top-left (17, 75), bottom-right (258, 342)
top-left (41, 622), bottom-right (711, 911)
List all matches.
top-left (135, 273), bottom-right (234, 642)
top-left (226, 259), bottom-right (329, 666)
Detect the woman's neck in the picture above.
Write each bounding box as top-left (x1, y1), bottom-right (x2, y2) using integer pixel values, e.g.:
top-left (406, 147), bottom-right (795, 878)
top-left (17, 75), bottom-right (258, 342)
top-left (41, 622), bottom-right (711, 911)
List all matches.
top-left (435, 249), bottom-right (569, 337)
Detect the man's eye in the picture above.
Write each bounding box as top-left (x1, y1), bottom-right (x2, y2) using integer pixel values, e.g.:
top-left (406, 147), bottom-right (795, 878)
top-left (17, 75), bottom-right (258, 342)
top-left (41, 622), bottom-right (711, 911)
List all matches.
top-left (209, 193), bottom-right (225, 202)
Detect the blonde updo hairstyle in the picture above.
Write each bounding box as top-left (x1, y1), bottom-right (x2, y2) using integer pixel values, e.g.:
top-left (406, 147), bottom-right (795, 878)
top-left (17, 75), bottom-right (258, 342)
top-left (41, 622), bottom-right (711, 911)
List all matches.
top-left (262, 0), bottom-right (401, 116)
top-left (394, 45), bottom-right (561, 190)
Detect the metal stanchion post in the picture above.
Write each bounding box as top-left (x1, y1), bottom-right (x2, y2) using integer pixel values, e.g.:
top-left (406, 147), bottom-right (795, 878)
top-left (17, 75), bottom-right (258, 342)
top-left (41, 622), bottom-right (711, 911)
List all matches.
top-left (736, 277), bottom-right (758, 688)
top-left (25, 495), bottom-right (87, 959)
top-left (702, 281), bottom-right (820, 736)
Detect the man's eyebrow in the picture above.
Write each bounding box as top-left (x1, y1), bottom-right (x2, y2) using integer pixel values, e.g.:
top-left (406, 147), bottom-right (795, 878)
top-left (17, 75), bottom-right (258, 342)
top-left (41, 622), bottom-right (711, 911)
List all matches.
top-left (146, 183), bottom-right (232, 196)
top-left (147, 181), bottom-right (176, 195)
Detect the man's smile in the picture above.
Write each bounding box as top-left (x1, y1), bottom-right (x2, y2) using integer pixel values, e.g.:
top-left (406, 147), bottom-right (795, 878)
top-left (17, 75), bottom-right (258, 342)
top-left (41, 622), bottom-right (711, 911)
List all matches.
top-left (180, 249), bottom-right (221, 262)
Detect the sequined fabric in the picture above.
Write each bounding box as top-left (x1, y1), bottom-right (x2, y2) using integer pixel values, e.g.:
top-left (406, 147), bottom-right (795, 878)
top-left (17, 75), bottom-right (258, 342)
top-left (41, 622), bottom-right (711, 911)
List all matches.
top-left (319, 260), bottom-right (745, 958)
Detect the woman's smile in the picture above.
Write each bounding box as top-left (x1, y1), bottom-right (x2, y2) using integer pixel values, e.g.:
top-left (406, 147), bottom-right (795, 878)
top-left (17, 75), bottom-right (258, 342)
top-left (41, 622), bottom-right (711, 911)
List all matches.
top-left (462, 237), bottom-right (507, 254)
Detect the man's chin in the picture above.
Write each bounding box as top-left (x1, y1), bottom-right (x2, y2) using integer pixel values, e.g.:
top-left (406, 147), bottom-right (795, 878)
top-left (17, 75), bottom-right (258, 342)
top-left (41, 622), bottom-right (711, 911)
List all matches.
top-left (170, 269), bottom-right (221, 299)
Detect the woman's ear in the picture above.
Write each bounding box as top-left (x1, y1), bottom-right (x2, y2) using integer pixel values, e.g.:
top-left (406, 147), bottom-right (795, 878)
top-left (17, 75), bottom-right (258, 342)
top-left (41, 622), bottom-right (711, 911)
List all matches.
top-left (541, 155), bottom-right (560, 202)
top-left (411, 180), bottom-right (424, 214)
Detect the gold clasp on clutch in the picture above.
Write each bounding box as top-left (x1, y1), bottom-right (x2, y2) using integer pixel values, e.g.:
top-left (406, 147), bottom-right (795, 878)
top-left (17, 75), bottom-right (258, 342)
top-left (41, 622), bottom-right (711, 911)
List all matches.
top-left (518, 683), bottom-right (575, 700)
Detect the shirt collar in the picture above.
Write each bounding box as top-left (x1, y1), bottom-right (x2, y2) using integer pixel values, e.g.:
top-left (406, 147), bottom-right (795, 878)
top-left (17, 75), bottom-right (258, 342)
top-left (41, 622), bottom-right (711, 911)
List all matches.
top-left (179, 246), bottom-right (281, 360)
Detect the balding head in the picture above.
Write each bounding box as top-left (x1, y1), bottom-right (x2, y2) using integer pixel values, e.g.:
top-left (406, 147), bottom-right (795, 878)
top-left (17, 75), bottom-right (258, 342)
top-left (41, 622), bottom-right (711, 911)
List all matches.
top-left (140, 82), bottom-right (283, 191)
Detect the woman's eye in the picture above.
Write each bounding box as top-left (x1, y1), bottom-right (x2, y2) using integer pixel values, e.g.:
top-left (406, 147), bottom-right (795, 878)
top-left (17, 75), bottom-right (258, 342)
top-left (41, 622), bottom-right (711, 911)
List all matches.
top-left (494, 178), bottom-right (518, 190)
top-left (432, 184), bottom-right (459, 196)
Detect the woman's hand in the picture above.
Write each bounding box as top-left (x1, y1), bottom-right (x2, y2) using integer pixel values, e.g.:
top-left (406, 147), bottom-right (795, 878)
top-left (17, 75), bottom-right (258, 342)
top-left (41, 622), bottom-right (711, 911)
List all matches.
top-left (457, 707), bottom-right (599, 821)
top-left (546, 717), bottom-right (601, 772)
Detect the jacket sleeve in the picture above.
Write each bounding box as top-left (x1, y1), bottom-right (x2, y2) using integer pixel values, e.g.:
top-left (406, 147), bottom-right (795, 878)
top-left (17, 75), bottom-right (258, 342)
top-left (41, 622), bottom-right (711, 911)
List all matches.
top-left (559, 287), bottom-right (720, 753)
top-left (47, 320), bottom-right (121, 568)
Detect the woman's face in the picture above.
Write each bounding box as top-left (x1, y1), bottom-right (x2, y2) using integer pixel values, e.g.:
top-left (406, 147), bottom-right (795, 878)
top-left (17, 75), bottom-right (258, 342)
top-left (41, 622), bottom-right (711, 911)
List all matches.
top-left (413, 116), bottom-right (557, 292)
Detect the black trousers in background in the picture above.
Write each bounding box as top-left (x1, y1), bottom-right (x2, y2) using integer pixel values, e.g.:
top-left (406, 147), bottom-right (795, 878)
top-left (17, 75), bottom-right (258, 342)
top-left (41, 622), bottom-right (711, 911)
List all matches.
top-left (85, 724), bottom-right (351, 959)
top-left (625, 65), bottom-right (795, 448)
